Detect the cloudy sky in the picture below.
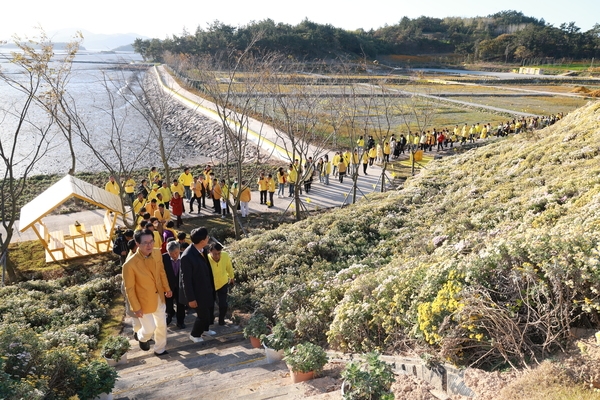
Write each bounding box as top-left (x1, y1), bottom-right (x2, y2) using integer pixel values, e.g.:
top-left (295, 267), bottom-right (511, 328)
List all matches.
top-left (1, 0), bottom-right (598, 41)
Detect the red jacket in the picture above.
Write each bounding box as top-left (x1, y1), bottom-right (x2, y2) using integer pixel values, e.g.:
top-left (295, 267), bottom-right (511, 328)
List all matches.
top-left (170, 196), bottom-right (184, 216)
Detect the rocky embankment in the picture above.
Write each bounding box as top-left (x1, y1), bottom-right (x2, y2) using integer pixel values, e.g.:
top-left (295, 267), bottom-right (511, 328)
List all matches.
top-left (144, 72), bottom-right (264, 163)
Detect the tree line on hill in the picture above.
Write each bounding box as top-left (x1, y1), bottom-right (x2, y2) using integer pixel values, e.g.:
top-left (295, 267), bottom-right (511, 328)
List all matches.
top-left (133, 10), bottom-right (600, 64)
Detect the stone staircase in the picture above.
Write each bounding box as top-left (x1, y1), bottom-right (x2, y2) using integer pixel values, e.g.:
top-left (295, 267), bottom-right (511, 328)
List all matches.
top-left (112, 317), bottom-right (342, 399)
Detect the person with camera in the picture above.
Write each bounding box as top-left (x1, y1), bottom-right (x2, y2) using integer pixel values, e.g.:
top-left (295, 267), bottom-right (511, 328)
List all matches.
top-left (113, 228), bottom-right (134, 265)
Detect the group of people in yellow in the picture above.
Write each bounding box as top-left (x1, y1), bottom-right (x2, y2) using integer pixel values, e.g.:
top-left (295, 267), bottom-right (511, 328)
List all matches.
top-left (105, 165), bottom-right (260, 230)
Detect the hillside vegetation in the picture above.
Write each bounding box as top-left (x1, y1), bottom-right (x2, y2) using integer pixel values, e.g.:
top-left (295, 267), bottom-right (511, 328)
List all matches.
top-left (229, 101), bottom-right (600, 371)
top-left (134, 11), bottom-right (600, 64)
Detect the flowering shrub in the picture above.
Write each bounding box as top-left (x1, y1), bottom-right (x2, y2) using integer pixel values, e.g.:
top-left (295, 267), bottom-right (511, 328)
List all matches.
top-left (228, 102), bottom-right (600, 369)
top-left (0, 277), bottom-right (119, 399)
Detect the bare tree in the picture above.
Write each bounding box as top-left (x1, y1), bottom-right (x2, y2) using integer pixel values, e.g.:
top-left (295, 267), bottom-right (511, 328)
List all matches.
top-left (4, 30), bottom-right (83, 175)
top-left (70, 72), bottom-right (154, 226)
top-left (0, 36), bottom-right (58, 281)
top-left (119, 66), bottom-right (192, 186)
top-left (183, 38), bottom-right (275, 238)
top-left (266, 62), bottom-right (334, 220)
top-left (394, 82), bottom-right (438, 175)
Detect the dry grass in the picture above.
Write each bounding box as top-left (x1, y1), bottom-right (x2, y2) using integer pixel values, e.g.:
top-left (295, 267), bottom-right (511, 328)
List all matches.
top-left (497, 361), bottom-right (600, 400)
top-left (571, 86), bottom-right (591, 94)
top-left (589, 89), bottom-right (600, 98)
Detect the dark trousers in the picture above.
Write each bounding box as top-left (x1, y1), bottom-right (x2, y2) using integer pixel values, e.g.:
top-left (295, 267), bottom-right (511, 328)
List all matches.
top-left (209, 284), bottom-right (229, 325)
top-left (191, 305), bottom-right (212, 337)
top-left (213, 198), bottom-right (221, 213)
top-left (166, 288), bottom-right (186, 324)
top-left (260, 190), bottom-right (267, 204)
top-left (362, 163), bottom-right (368, 175)
top-left (268, 192), bottom-right (274, 207)
top-left (189, 195), bottom-right (200, 212)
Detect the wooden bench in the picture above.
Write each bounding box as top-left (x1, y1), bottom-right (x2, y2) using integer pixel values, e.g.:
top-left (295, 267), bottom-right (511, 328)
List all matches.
top-left (92, 224), bottom-right (111, 252)
top-left (48, 230), bottom-right (66, 259)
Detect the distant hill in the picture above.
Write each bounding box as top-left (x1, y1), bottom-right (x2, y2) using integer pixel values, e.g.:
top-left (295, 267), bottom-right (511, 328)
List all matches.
top-left (49, 28), bottom-right (148, 51)
top-left (0, 42), bottom-right (88, 51)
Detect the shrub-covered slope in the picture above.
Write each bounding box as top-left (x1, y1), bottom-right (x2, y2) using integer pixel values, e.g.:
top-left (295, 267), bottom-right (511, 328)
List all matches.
top-left (229, 101), bottom-right (600, 369)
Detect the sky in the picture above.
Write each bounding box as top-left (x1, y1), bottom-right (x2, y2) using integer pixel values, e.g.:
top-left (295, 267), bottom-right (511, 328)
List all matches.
top-left (1, 0), bottom-right (598, 41)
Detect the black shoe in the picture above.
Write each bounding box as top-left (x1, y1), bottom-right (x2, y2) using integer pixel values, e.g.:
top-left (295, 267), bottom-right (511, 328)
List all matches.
top-left (189, 209), bottom-right (194, 213)
top-left (218, 319), bottom-right (225, 326)
top-left (154, 350), bottom-right (168, 356)
top-left (176, 323), bottom-right (186, 329)
top-left (166, 315), bottom-right (173, 325)
top-left (139, 340), bottom-right (150, 351)
top-left (133, 332), bottom-right (139, 341)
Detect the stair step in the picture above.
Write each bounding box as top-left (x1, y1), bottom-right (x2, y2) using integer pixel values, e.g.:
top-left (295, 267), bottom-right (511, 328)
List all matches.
top-left (114, 317), bottom-right (342, 399)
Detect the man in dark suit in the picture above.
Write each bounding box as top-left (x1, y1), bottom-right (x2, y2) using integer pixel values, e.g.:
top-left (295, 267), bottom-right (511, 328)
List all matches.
top-left (180, 227), bottom-right (216, 343)
top-left (162, 241), bottom-right (186, 329)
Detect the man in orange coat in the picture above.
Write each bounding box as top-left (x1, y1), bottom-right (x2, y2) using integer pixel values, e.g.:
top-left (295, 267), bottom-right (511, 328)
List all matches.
top-left (122, 229), bottom-right (172, 356)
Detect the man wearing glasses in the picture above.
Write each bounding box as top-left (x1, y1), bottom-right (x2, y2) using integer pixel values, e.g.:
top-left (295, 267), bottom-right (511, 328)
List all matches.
top-left (122, 229), bottom-right (173, 356)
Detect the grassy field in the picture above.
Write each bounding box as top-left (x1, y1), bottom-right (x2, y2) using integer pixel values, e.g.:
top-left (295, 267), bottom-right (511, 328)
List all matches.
top-left (444, 95), bottom-right (588, 116)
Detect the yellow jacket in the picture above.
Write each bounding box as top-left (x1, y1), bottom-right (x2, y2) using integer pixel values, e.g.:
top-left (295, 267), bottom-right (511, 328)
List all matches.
top-left (267, 178), bottom-right (276, 192)
top-left (154, 209), bottom-right (171, 224)
top-left (288, 167), bottom-right (298, 183)
top-left (122, 249), bottom-right (170, 314)
top-left (257, 177), bottom-right (268, 191)
top-left (240, 187), bottom-right (251, 202)
top-left (133, 198), bottom-right (144, 215)
top-left (208, 251), bottom-right (234, 291)
top-left (105, 181), bottom-right (120, 195)
top-left (170, 183), bottom-right (184, 197)
top-left (147, 189), bottom-right (159, 202)
top-left (179, 172), bottom-right (194, 186)
top-left (368, 147), bottom-right (376, 158)
top-left (158, 186), bottom-right (172, 202)
top-left (124, 178), bottom-right (136, 194)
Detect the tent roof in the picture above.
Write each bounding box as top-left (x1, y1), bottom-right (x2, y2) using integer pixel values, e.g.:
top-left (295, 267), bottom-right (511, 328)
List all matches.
top-left (19, 174), bottom-right (124, 232)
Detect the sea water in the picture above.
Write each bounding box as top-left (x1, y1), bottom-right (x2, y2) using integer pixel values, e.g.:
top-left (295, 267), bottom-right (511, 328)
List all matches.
top-left (0, 50), bottom-right (208, 177)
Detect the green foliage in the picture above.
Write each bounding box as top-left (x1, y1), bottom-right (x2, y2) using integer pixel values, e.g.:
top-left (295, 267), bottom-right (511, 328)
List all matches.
top-left (0, 277), bottom-right (120, 399)
top-left (261, 323), bottom-right (295, 351)
top-left (101, 335), bottom-right (131, 362)
top-left (243, 313), bottom-right (270, 338)
top-left (77, 360), bottom-right (118, 400)
top-left (134, 13), bottom-right (600, 62)
top-left (284, 342), bottom-right (328, 374)
top-left (341, 352), bottom-right (395, 400)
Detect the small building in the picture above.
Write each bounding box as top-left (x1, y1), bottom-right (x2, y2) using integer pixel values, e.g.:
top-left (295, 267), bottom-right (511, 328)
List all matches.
top-left (518, 67), bottom-right (543, 75)
top-left (18, 175), bottom-right (125, 262)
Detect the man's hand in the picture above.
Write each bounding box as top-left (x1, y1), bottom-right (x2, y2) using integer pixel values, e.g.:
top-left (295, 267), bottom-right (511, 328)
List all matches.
top-left (134, 309), bottom-right (143, 318)
top-left (188, 300), bottom-right (197, 308)
top-left (165, 291), bottom-right (173, 298)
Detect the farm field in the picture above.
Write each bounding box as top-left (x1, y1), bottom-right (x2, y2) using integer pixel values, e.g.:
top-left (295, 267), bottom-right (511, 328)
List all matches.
top-left (444, 95), bottom-right (588, 116)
